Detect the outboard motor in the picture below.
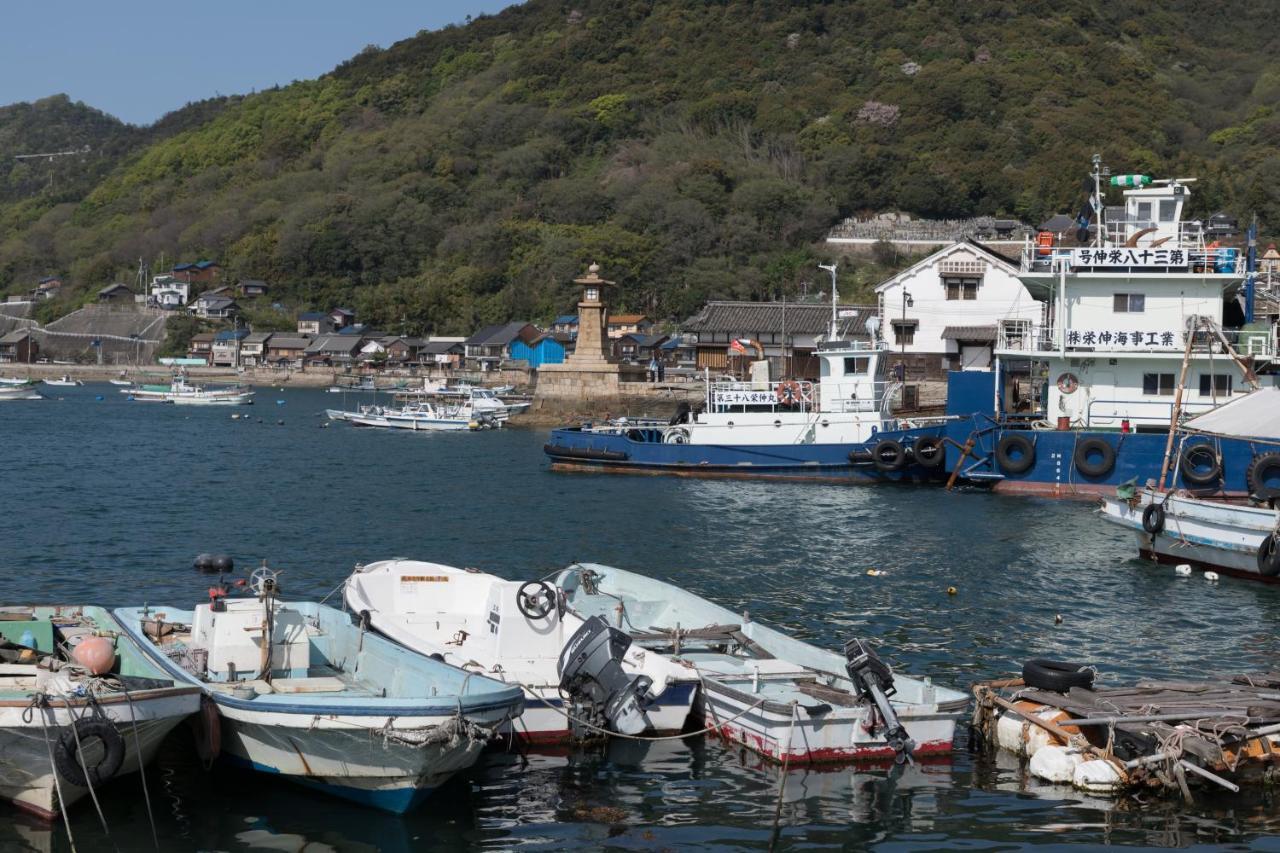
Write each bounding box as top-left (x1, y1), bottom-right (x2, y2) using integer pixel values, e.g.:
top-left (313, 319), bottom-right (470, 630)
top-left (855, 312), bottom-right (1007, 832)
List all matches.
top-left (844, 638), bottom-right (915, 763)
top-left (558, 616), bottom-right (653, 737)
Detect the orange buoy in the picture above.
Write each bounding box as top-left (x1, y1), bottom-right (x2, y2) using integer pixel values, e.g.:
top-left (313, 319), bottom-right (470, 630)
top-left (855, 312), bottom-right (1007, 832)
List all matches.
top-left (71, 636), bottom-right (116, 676)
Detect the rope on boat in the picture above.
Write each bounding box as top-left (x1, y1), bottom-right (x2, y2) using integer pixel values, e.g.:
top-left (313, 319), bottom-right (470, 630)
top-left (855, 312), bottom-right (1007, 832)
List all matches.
top-left (768, 702), bottom-right (799, 853)
top-left (60, 691), bottom-right (114, 845)
top-left (31, 694), bottom-right (78, 853)
top-left (121, 686), bottom-right (161, 851)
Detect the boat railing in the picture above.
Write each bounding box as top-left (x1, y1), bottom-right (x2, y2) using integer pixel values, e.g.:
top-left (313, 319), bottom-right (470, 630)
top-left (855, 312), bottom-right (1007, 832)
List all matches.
top-left (1085, 396), bottom-right (1236, 427)
top-left (819, 382), bottom-right (895, 414)
top-left (997, 324), bottom-right (1272, 358)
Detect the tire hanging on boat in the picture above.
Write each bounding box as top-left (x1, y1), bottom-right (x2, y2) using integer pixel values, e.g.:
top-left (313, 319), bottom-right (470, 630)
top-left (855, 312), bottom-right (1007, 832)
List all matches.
top-left (1073, 437), bottom-right (1116, 478)
top-left (1180, 444), bottom-right (1222, 486)
top-left (995, 434), bottom-right (1035, 475)
top-left (872, 439), bottom-right (906, 472)
top-left (1258, 534), bottom-right (1280, 577)
top-left (54, 717), bottom-right (126, 789)
top-left (913, 436), bottom-right (946, 470)
top-left (1246, 452), bottom-right (1280, 502)
top-left (1141, 503), bottom-right (1165, 535)
top-left (1021, 659), bottom-right (1095, 693)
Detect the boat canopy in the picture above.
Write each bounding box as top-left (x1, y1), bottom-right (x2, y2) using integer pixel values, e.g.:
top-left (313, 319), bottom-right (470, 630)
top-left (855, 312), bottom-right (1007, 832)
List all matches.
top-left (1183, 387), bottom-right (1280, 441)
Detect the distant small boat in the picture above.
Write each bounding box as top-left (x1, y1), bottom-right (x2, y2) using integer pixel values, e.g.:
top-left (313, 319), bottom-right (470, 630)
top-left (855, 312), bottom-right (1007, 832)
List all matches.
top-left (326, 377), bottom-right (378, 393)
top-left (0, 376), bottom-right (31, 386)
top-left (335, 399), bottom-right (504, 431)
top-left (0, 605), bottom-right (202, 819)
top-left (0, 382), bottom-right (41, 401)
top-left (124, 374), bottom-right (253, 406)
top-left (42, 376), bottom-right (82, 387)
top-left (108, 379), bottom-right (132, 386)
top-left (114, 571), bottom-right (524, 813)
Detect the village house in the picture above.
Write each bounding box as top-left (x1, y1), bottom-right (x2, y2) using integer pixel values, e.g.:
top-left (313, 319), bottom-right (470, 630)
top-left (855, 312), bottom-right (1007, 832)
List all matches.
top-left (613, 332), bottom-right (669, 364)
top-left (873, 239), bottom-right (1040, 377)
top-left (329, 308), bottom-right (356, 331)
top-left (266, 335), bottom-right (310, 367)
top-left (550, 315), bottom-right (579, 335)
top-left (98, 283), bottom-right (135, 304)
top-left (190, 293), bottom-right (240, 320)
top-left (0, 329), bottom-right (37, 363)
top-left (187, 331), bottom-right (215, 364)
top-left (305, 334), bottom-right (361, 366)
top-left (606, 314), bottom-right (652, 339)
top-left (463, 322), bottom-right (539, 368)
top-left (297, 312), bottom-right (327, 335)
top-left (680, 301), bottom-right (873, 378)
top-left (510, 332), bottom-right (569, 369)
top-left (149, 275), bottom-right (190, 309)
top-left (236, 279), bottom-right (269, 298)
top-left (32, 277), bottom-right (62, 301)
top-left (239, 331), bottom-right (273, 366)
top-left (418, 339), bottom-right (464, 367)
top-left (211, 329), bottom-right (249, 367)
top-left (172, 260), bottom-right (222, 284)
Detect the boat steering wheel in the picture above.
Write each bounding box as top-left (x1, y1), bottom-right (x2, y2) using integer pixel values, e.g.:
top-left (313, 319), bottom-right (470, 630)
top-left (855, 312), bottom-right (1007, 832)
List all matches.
top-left (516, 581), bottom-right (557, 621)
top-left (249, 566), bottom-right (280, 597)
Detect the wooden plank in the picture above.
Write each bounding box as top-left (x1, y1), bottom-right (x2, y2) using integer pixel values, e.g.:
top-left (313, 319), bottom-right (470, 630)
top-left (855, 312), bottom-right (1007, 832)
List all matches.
top-left (270, 676), bottom-right (346, 694)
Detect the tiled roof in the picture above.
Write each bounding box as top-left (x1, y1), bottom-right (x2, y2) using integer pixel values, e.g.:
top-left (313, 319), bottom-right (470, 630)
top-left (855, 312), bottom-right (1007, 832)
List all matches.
top-left (0, 329), bottom-right (31, 344)
top-left (681, 301), bottom-right (872, 336)
top-left (465, 322), bottom-right (534, 346)
top-left (940, 325), bottom-right (997, 341)
top-left (553, 314), bottom-right (578, 325)
top-left (298, 312), bottom-right (326, 321)
top-left (267, 336), bottom-right (310, 349)
top-left (608, 314), bottom-right (649, 325)
top-left (214, 329), bottom-right (250, 341)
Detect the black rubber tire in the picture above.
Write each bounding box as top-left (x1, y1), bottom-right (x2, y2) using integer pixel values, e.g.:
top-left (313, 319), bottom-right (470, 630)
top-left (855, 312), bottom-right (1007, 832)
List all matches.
top-left (995, 434), bottom-right (1035, 475)
top-left (848, 448), bottom-right (875, 466)
top-left (1246, 453), bottom-right (1280, 502)
top-left (1141, 503), bottom-right (1165, 535)
top-left (1258, 534), bottom-right (1280, 577)
top-left (1022, 659), bottom-right (1095, 693)
top-left (913, 436), bottom-right (946, 471)
top-left (55, 718), bottom-right (126, 789)
top-left (872, 439), bottom-right (906, 472)
top-left (1180, 445), bottom-right (1222, 486)
top-left (1073, 437), bottom-right (1116, 478)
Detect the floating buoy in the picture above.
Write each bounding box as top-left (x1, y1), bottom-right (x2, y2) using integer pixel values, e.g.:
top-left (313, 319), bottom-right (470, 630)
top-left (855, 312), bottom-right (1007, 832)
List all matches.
top-left (230, 413), bottom-right (240, 420)
top-left (95, 395), bottom-right (104, 401)
top-left (1055, 613), bottom-right (1063, 625)
top-left (947, 586), bottom-right (957, 596)
top-left (276, 419), bottom-right (284, 425)
top-left (866, 569), bottom-right (885, 577)
top-left (71, 636), bottom-right (116, 676)
top-left (1205, 571), bottom-right (1220, 582)
top-left (276, 400), bottom-right (285, 406)
top-left (1175, 564), bottom-right (1192, 576)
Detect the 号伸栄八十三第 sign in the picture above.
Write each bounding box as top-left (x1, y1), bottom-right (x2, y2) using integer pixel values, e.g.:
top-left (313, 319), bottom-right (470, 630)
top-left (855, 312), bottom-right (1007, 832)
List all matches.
top-left (1070, 248), bottom-right (1190, 268)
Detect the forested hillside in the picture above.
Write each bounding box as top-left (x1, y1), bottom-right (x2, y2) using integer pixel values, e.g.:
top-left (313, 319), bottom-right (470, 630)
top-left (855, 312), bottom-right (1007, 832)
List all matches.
top-left (1, 0), bottom-right (1277, 332)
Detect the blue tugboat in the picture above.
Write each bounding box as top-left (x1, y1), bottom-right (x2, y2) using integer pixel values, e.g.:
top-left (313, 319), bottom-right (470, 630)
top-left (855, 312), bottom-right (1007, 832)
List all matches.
top-left (851, 160), bottom-right (1278, 497)
top-left (544, 270), bottom-right (937, 483)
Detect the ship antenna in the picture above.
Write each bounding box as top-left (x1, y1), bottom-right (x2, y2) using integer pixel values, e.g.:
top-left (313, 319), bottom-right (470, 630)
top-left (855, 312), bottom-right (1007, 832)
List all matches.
top-left (818, 263), bottom-right (839, 341)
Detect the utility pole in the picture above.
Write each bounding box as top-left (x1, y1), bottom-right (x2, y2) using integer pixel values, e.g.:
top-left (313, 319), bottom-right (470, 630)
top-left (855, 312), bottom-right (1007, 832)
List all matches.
top-left (13, 145), bottom-right (90, 191)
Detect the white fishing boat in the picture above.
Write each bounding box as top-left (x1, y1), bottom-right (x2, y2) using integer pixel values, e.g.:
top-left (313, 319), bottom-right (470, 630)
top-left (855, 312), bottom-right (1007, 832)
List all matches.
top-left (550, 563), bottom-right (970, 764)
top-left (339, 399), bottom-right (503, 431)
top-left (42, 376), bottom-right (82, 387)
top-left (343, 560), bottom-right (700, 744)
top-left (0, 605), bottom-right (202, 820)
top-left (395, 384), bottom-right (527, 417)
top-left (0, 382), bottom-right (42, 401)
top-left (0, 376), bottom-right (31, 386)
top-left (124, 374), bottom-right (254, 406)
top-left (1100, 387), bottom-right (1280, 581)
top-left (113, 567), bottom-right (523, 813)
top-left (326, 377), bottom-right (378, 393)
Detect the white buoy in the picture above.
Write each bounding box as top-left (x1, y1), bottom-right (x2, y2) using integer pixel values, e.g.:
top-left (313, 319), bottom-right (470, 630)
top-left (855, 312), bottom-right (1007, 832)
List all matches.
top-left (1205, 571), bottom-right (1219, 582)
top-left (1073, 759), bottom-right (1124, 794)
top-left (1029, 745), bottom-right (1085, 784)
top-left (1175, 564), bottom-right (1192, 576)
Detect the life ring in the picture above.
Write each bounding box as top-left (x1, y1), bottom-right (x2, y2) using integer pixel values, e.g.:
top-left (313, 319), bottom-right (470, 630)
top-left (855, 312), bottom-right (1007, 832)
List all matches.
top-left (55, 717), bottom-right (126, 789)
top-left (1021, 659), bottom-right (1095, 693)
top-left (1246, 452), bottom-right (1280, 502)
top-left (1074, 437), bottom-right (1116, 478)
top-left (1036, 231), bottom-right (1054, 256)
top-left (663, 428), bottom-right (690, 444)
top-left (1141, 503), bottom-right (1165, 534)
top-left (775, 381), bottom-right (803, 406)
top-left (1056, 373), bottom-right (1079, 394)
top-left (872, 439), bottom-right (906, 472)
top-left (1258, 534), bottom-right (1280, 577)
top-left (995, 434), bottom-right (1035, 474)
top-left (913, 436), bottom-right (946, 471)
top-left (1180, 444), bottom-right (1221, 486)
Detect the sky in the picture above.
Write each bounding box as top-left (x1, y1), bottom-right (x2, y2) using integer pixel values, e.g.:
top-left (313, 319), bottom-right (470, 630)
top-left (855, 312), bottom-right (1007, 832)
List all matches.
top-left (0, 1), bottom-right (516, 126)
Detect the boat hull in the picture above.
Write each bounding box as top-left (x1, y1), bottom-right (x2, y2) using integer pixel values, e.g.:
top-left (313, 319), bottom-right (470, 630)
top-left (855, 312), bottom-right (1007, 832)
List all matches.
top-left (0, 692), bottom-right (199, 819)
top-left (1101, 490), bottom-right (1279, 582)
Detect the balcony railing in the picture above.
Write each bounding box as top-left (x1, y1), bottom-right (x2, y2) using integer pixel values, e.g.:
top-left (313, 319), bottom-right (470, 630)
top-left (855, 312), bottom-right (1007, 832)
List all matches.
top-left (996, 326), bottom-right (1275, 359)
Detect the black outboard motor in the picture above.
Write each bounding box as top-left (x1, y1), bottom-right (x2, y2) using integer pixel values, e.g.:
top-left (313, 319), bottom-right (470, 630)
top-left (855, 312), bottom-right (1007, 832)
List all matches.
top-left (558, 616), bottom-right (653, 737)
top-left (844, 638), bottom-right (915, 763)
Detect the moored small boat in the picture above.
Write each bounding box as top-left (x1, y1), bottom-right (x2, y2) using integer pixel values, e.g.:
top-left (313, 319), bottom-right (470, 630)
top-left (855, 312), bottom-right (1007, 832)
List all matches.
top-left (124, 374), bottom-right (254, 406)
top-left (42, 376), bottom-right (82, 387)
top-left (0, 605), bottom-right (202, 819)
top-left (343, 560), bottom-right (700, 744)
top-left (0, 382), bottom-right (42, 401)
top-left (551, 563), bottom-right (970, 764)
top-left (114, 569), bottom-right (524, 813)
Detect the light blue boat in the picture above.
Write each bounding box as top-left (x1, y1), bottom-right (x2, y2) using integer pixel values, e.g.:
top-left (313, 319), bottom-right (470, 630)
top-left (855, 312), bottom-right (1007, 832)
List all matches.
top-left (113, 577), bottom-right (524, 814)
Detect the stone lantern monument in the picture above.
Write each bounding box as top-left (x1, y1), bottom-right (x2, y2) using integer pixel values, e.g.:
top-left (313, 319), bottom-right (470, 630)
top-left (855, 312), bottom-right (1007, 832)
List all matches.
top-left (535, 261), bottom-right (644, 401)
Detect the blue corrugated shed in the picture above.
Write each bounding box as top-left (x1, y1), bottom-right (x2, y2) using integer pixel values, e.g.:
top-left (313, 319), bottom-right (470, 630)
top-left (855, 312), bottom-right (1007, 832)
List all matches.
top-left (554, 314), bottom-right (578, 326)
top-left (510, 334), bottom-right (565, 369)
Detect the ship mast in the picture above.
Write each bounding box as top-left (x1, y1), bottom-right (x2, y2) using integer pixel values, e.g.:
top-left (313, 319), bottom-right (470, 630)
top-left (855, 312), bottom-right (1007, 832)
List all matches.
top-left (818, 263), bottom-right (839, 341)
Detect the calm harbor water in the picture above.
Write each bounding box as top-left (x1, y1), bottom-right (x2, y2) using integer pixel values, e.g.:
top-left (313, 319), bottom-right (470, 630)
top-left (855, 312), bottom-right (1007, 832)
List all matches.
top-left (5, 384), bottom-right (1280, 851)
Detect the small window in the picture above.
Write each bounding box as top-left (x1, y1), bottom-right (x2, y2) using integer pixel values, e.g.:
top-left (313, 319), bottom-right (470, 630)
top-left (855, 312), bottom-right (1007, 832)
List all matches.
top-left (1136, 201), bottom-right (1152, 222)
top-left (1198, 374), bottom-right (1233, 396)
top-left (1142, 373), bottom-right (1175, 395)
top-left (1113, 293), bottom-right (1145, 313)
top-left (895, 325), bottom-right (915, 345)
top-left (843, 356), bottom-right (870, 375)
top-left (1159, 199), bottom-right (1177, 222)
top-left (944, 277), bottom-right (979, 301)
